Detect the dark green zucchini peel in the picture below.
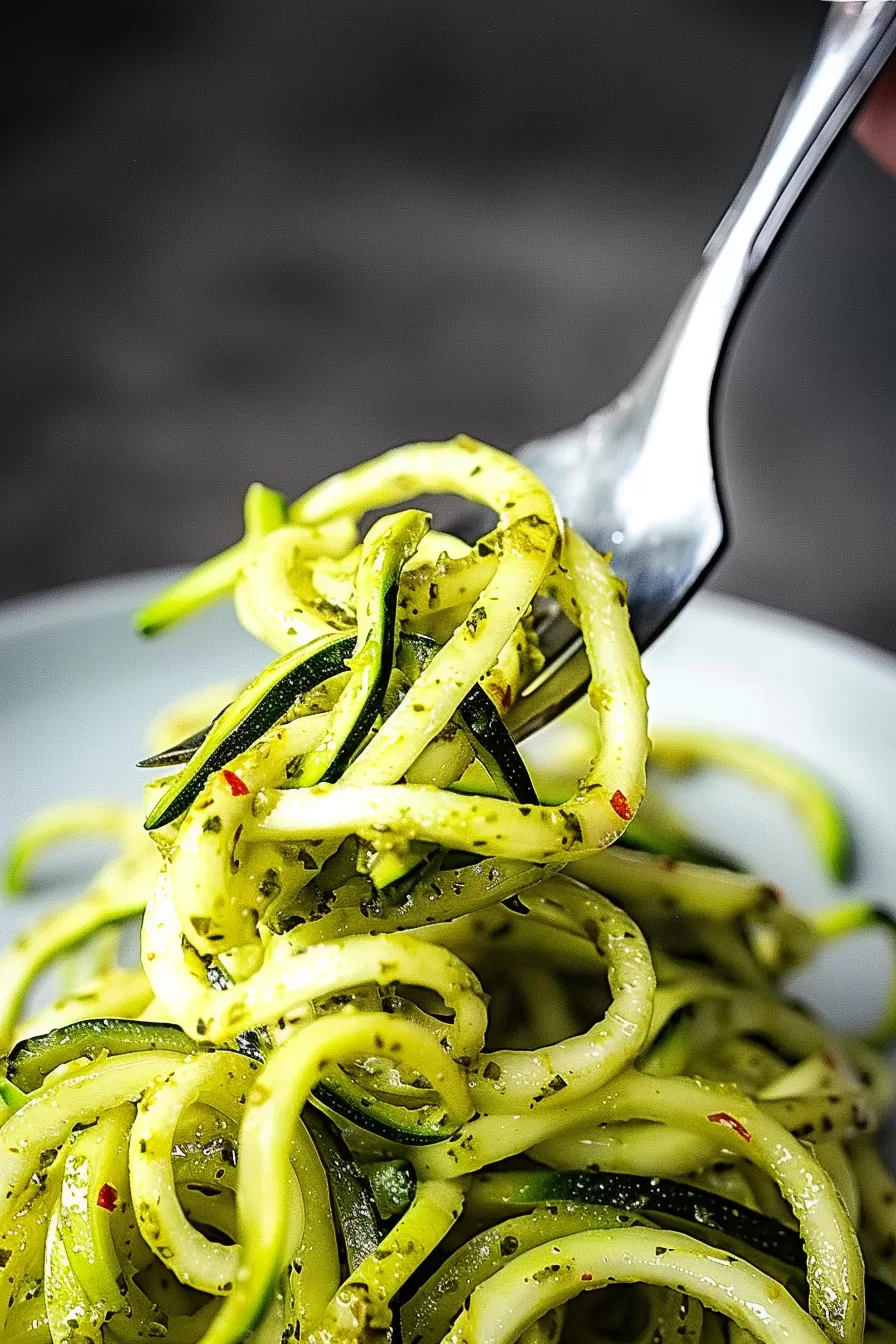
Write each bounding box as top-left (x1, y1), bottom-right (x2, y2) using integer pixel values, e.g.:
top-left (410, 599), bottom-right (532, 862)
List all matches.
top-left (144, 634), bottom-right (355, 830)
top-left (399, 634), bottom-right (538, 806)
top-left (314, 1076), bottom-right (457, 1147)
top-left (313, 578), bottom-right (401, 787)
top-left (478, 1168), bottom-right (896, 1325)
top-left (302, 1106), bottom-right (386, 1270)
top-left (137, 715), bottom-right (224, 770)
top-left (6, 1018), bottom-right (213, 1093)
top-left (140, 629), bottom-right (535, 840)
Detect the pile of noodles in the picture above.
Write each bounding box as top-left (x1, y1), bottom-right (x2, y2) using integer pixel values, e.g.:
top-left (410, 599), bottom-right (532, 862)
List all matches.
top-left (2, 437), bottom-right (895, 1344)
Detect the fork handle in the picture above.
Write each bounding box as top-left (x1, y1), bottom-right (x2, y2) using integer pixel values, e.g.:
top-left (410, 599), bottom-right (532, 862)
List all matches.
top-left (646, 1), bottom-right (896, 434)
top-left (705, 2), bottom-right (896, 303)
top-left (511, 7), bottom-right (896, 742)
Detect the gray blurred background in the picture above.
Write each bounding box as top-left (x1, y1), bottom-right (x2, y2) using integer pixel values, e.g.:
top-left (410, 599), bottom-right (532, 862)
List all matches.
top-left (2, 1), bottom-right (894, 647)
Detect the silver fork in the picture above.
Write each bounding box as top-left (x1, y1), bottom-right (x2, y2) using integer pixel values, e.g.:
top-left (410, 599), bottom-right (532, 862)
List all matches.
top-left (461, 2), bottom-right (896, 741)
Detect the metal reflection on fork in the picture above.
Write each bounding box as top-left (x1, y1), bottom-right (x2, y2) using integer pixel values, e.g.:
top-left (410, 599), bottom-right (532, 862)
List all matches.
top-left (451, 2), bottom-right (896, 742)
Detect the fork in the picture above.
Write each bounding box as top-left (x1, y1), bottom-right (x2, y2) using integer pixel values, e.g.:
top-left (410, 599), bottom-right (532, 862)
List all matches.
top-left (458, 2), bottom-right (896, 742)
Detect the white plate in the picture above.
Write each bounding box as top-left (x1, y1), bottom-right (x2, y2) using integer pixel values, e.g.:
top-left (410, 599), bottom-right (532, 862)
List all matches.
top-left (2, 573), bottom-right (896, 1036)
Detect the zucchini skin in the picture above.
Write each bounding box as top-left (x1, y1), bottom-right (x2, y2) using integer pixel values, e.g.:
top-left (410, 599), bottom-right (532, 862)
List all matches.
top-left (300, 510), bottom-right (429, 788)
top-left (317, 579), bottom-right (400, 785)
top-left (506, 1169), bottom-right (802, 1263)
top-left (207, 962), bottom-right (448, 1149)
top-left (6, 1018), bottom-right (217, 1093)
top-left (6, 1024), bottom-right (428, 1241)
top-left (314, 1077), bottom-right (457, 1146)
top-left (451, 680), bottom-right (538, 806)
top-left (399, 634), bottom-right (537, 805)
top-left (478, 1168), bottom-right (896, 1325)
top-left (142, 630), bottom-right (535, 833)
top-left (303, 1106), bottom-right (385, 1269)
top-left (145, 634), bottom-right (355, 830)
top-left (137, 718), bottom-right (221, 769)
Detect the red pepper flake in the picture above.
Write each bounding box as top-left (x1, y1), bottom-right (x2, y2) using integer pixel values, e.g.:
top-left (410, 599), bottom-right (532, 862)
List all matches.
top-left (610, 790), bottom-right (633, 821)
top-left (707, 1112), bottom-right (751, 1143)
top-left (222, 769), bottom-right (249, 797)
top-left (97, 1184), bottom-right (118, 1211)
top-left (581, 1272), bottom-right (593, 1282)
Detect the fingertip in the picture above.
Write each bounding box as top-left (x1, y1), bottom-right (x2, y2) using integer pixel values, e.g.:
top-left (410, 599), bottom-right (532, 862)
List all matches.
top-left (853, 59), bottom-right (896, 179)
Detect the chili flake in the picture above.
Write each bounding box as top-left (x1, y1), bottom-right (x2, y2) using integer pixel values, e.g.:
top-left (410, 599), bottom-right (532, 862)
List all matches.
top-left (581, 1272), bottom-right (593, 1282)
top-left (97, 1184), bottom-right (118, 1211)
top-left (707, 1112), bottom-right (751, 1143)
top-left (222, 770), bottom-right (249, 797)
top-left (610, 790), bottom-right (633, 821)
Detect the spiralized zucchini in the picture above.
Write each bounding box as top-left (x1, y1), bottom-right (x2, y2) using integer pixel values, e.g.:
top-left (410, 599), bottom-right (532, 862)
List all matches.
top-left (1, 435), bottom-right (893, 1344)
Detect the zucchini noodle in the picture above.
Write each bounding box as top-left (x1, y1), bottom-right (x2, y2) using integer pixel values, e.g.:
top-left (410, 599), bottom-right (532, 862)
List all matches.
top-left (0, 435), bottom-right (893, 1344)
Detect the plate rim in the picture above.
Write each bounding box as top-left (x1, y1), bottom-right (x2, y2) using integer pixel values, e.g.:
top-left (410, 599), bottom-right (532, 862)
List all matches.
top-left (3, 569), bottom-right (896, 687)
top-left (0, 569), bottom-right (184, 643)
